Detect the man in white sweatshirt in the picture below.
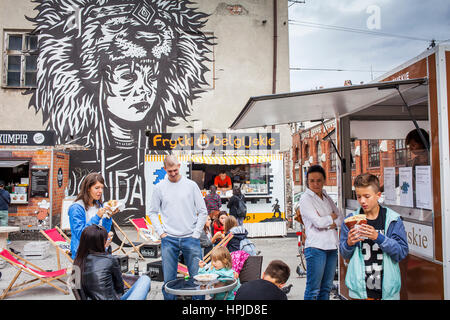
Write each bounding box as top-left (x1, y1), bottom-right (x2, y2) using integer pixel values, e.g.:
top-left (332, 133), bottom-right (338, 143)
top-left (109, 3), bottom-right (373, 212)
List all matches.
top-left (148, 155), bottom-right (208, 300)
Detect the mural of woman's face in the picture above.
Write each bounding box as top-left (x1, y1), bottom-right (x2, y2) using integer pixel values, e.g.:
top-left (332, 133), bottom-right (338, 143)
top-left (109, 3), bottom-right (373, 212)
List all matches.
top-left (106, 62), bottom-right (157, 122)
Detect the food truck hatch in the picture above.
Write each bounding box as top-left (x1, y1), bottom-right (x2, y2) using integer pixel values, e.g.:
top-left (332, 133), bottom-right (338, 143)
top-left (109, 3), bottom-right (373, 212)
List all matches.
top-left (230, 78), bottom-right (427, 130)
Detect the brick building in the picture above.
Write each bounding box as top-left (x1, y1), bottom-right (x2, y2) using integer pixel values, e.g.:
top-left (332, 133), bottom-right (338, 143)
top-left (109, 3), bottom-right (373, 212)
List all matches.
top-left (292, 119), bottom-right (410, 194)
top-left (0, 144), bottom-right (70, 232)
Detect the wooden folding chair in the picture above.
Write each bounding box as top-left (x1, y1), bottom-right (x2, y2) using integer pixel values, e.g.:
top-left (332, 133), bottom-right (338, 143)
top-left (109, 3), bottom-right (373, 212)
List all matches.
top-left (0, 249), bottom-right (69, 299)
top-left (111, 219), bottom-right (146, 260)
top-left (40, 226), bottom-right (73, 269)
top-left (129, 218), bottom-right (161, 244)
top-left (203, 233), bottom-right (234, 264)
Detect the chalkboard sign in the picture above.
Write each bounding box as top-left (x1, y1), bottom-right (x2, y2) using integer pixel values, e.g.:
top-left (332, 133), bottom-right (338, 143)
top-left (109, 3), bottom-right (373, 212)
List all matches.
top-left (31, 168), bottom-right (49, 198)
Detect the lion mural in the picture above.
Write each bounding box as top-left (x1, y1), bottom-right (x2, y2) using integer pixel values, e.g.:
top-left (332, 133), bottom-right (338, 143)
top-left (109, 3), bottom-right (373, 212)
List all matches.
top-left (26, 0), bottom-right (214, 223)
top-left (28, 0), bottom-right (213, 150)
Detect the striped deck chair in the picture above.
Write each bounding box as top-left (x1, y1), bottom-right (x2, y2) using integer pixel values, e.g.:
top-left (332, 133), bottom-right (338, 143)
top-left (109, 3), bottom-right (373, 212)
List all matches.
top-left (0, 249), bottom-right (69, 299)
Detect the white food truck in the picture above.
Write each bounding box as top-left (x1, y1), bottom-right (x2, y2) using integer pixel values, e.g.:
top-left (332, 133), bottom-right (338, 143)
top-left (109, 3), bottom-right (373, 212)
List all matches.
top-left (144, 132), bottom-right (287, 237)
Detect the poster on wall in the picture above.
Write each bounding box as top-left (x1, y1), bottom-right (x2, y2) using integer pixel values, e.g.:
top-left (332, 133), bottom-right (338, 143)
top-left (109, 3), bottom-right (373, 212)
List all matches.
top-left (399, 167), bottom-right (414, 208)
top-left (383, 167), bottom-right (396, 205)
top-left (415, 166), bottom-right (433, 210)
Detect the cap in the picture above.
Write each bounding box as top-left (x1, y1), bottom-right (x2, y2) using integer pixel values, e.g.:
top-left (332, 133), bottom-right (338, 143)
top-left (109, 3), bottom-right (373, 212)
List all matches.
top-left (0, 180), bottom-right (5, 186)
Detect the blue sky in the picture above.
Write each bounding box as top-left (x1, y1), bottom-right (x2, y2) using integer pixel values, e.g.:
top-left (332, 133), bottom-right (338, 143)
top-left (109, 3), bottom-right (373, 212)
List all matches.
top-left (288, 0), bottom-right (450, 91)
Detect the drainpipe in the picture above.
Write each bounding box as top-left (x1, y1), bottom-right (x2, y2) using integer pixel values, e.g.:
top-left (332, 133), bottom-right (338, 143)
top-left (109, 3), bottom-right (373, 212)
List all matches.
top-left (271, 0), bottom-right (278, 134)
top-left (272, 0), bottom-right (278, 95)
top-left (49, 148), bottom-right (54, 228)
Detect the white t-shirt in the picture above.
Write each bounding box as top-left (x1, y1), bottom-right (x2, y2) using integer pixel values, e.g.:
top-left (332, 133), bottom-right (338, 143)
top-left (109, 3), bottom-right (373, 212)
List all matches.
top-left (76, 200), bottom-right (101, 225)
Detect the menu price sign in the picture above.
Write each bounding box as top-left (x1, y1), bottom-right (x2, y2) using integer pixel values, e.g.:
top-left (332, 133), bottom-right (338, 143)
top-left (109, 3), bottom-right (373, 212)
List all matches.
top-left (31, 168), bottom-right (49, 198)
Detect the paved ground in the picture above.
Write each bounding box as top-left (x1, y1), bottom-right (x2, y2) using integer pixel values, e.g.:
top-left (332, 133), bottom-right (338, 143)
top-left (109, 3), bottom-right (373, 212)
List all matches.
top-left (0, 227), bottom-right (339, 300)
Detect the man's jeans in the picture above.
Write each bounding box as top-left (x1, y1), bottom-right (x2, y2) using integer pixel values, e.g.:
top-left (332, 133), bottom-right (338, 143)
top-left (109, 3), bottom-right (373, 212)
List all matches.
top-left (161, 235), bottom-right (203, 300)
top-left (304, 247), bottom-right (338, 300)
top-left (0, 210), bottom-right (8, 226)
top-left (121, 275), bottom-right (151, 300)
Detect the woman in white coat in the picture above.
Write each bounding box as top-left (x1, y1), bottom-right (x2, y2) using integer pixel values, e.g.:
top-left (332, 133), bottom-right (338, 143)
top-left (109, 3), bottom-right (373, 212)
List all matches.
top-left (299, 165), bottom-right (343, 300)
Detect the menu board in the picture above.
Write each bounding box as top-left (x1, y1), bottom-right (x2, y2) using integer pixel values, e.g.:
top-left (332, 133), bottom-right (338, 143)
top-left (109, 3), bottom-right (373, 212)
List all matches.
top-left (31, 168), bottom-right (49, 198)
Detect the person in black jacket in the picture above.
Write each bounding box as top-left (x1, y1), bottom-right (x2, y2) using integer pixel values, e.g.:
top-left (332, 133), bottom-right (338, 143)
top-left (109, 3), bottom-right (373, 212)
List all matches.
top-left (227, 185), bottom-right (246, 225)
top-left (72, 224), bottom-right (151, 300)
top-left (235, 260), bottom-right (290, 300)
top-left (0, 180), bottom-right (10, 227)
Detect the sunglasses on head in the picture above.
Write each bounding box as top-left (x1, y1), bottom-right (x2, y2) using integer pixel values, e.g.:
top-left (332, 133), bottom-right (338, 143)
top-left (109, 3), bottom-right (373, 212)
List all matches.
top-left (93, 224), bottom-right (105, 231)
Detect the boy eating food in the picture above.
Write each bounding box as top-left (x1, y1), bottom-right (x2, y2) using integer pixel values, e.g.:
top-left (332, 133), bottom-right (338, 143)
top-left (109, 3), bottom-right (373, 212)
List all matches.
top-left (339, 173), bottom-right (408, 300)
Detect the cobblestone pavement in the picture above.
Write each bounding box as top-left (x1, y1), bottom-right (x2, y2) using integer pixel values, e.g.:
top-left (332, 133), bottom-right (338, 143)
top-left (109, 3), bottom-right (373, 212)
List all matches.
top-left (0, 227), bottom-right (340, 300)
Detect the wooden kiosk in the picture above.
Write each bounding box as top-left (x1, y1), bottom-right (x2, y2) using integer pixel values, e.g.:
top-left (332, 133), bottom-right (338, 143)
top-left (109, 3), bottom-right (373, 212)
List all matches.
top-left (230, 44), bottom-right (450, 299)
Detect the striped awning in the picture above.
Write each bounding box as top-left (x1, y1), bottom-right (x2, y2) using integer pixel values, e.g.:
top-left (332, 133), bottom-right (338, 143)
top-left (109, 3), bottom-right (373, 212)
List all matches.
top-left (145, 154), bottom-right (282, 164)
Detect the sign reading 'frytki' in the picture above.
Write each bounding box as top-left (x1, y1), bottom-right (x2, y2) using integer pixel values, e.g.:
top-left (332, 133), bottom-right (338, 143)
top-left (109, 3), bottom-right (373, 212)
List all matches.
top-left (146, 132), bottom-right (280, 151)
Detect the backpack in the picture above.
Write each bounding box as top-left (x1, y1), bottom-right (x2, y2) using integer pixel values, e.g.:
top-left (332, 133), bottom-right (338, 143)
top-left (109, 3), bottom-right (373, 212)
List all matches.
top-left (239, 238), bottom-right (257, 256)
top-left (235, 195), bottom-right (247, 218)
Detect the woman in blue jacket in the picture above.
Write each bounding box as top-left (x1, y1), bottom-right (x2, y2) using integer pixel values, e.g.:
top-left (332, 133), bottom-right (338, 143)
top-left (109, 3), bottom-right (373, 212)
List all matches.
top-left (68, 173), bottom-right (117, 259)
top-left (339, 173), bottom-right (408, 300)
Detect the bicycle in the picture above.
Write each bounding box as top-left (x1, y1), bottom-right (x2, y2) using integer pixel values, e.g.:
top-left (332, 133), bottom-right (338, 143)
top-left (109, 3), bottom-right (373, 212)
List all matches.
top-left (296, 226), bottom-right (307, 277)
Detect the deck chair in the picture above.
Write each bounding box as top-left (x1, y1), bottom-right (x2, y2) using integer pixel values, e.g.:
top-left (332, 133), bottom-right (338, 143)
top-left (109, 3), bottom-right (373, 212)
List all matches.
top-left (203, 233), bottom-right (234, 264)
top-left (238, 255), bottom-right (263, 284)
top-left (0, 249), bottom-right (69, 299)
top-left (129, 218), bottom-right (161, 243)
top-left (177, 263), bottom-right (189, 277)
top-left (40, 226), bottom-right (73, 269)
top-left (111, 219), bottom-right (146, 260)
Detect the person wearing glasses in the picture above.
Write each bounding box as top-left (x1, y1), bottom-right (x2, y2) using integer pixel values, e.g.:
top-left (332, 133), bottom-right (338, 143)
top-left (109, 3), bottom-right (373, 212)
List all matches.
top-left (73, 224), bottom-right (151, 300)
top-left (68, 173), bottom-right (118, 259)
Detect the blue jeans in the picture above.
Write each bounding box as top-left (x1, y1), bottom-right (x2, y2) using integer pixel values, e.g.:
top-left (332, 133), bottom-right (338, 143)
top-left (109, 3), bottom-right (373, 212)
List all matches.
top-left (161, 235), bottom-right (203, 300)
top-left (304, 247), bottom-right (338, 300)
top-left (121, 275), bottom-right (151, 300)
top-left (0, 210), bottom-right (8, 226)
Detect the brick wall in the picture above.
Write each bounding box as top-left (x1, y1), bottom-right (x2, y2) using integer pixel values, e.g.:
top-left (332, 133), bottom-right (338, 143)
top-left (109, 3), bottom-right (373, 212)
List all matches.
top-left (0, 146), bottom-right (68, 227)
top-left (291, 124), bottom-right (405, 190)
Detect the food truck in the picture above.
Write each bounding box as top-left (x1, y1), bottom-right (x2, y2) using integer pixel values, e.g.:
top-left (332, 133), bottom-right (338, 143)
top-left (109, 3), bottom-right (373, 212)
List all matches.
top-left (230, 44), bottom-right (450, 299)
top-left (144, 132), bottom-right (287, 237)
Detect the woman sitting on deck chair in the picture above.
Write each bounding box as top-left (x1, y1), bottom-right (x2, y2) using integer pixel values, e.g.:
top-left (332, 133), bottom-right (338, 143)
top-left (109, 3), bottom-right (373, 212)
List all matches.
top-left (73, 225), bottom-right (151, 300)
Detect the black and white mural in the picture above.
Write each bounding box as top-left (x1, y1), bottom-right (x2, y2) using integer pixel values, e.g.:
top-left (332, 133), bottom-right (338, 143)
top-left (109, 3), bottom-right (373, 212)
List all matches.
top-left (27, 0), bottom-right (213, 222)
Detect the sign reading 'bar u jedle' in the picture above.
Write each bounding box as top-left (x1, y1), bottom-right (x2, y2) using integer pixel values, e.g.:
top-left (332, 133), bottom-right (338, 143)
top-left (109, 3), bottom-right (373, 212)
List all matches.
top-left (146, 132), bottom-right (280, 151)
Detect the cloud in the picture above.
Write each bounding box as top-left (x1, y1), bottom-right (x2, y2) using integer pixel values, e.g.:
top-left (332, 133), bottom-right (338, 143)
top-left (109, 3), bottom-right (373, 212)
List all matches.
top-left (288, 0), bottom-right (450, 91)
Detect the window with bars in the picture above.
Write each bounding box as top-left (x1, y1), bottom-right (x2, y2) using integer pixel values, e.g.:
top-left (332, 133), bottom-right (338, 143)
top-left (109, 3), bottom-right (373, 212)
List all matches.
top-left (329, 141), bottom-right (337, 172)
top-left (3, 31), bottom-right (38, 88)
top-left (368, 139), bottom-right (380, 167)
top-left (395, 139), bottom-right (408, 166)
top-left (316, 141), bottom-right (322, 164)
